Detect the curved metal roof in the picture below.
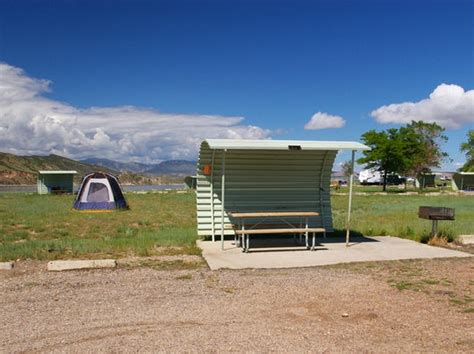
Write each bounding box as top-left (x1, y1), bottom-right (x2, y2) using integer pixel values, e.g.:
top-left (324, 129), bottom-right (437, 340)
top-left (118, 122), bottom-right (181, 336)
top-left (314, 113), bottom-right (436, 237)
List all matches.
top-left (204, 139), bottom-right (370, 151)
top-left (38, 170), bottom-right (78, 174)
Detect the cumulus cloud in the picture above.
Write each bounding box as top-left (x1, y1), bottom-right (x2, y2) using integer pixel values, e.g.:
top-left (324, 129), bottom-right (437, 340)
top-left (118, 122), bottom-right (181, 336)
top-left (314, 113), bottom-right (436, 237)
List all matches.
top-left (0, 63), bottom-right (271, 162)
top-left (371, 84), bottom-right (474, 129)
top-left (304, 112), bottom-right (346, 130)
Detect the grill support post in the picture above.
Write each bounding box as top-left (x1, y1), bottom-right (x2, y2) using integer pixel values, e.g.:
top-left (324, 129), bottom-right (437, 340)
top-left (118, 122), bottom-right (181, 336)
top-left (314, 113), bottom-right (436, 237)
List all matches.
top-left (431, 220), bottom-right (438, 237)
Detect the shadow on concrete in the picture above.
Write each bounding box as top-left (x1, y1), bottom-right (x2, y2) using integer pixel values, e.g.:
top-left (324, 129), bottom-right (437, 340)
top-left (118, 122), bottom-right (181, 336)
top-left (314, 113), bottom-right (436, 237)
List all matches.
top-left (237, 239), bottom-right (313, 253)
top-left (203, 230), bottom-right (379, 253)
top-left (322, 230), bottom-right (380, 248)
top-left (235, 232), bottom-right (379, 253)
top-left (330, 229), bottom-right (365, 239)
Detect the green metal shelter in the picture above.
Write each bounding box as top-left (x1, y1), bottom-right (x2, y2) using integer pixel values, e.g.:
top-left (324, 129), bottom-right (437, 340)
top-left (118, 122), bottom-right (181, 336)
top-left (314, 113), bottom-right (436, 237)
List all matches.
top-left (37, 170), bottom-right (77, 194)
top-left (452, 172), bottom-right (474, 192)
top-left (196, 139), bottom-right (370, 249)
top-left (415, 174), bottom-right (436, 189)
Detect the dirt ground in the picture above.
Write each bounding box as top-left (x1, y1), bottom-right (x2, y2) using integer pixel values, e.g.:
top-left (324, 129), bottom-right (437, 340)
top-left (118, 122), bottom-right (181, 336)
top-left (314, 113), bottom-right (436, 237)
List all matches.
top-left (1, 257), bottom-right (473, 352)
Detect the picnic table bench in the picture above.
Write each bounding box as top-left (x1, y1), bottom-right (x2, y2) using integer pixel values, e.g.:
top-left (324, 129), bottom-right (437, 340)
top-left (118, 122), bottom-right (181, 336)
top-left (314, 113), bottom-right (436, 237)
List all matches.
top-left (228, 211), bottom-right (325, 253)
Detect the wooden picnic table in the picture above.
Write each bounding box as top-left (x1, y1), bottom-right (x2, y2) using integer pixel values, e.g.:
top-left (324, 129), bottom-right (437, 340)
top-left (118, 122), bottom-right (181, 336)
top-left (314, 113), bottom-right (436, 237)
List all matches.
top-left (229, 211), bottom-right (319, 218)
top-left (228, 211), bottom-right (324, 252)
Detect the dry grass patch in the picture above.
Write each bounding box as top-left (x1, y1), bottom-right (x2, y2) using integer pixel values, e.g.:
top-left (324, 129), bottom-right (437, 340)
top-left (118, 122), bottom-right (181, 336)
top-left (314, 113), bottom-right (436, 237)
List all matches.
top-left (330, 258), bottom-right (474, 313)
top-left (118, 254), bottom-right (205, 271)
top-left (175, 274), bottom-right (193, 280)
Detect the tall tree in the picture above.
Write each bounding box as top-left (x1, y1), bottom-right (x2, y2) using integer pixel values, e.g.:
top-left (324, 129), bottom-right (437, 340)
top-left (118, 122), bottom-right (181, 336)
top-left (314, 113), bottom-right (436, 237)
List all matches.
top-left (340, 160), bottom-right (353, 179)
top-left (401, 121), bottom-right (448, 178)
top-left (358, 128), bottom-right (409, 191)
top-left (460, 130), bottom-right (474, 172)
top-left (358, 121), bottom-right (448, 191)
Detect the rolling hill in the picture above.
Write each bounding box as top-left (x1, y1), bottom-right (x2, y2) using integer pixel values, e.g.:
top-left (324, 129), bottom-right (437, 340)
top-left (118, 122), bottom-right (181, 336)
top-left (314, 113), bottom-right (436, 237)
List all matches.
top-left (0, 152), bottom-right (116, 185)
top-left (0, 152), bottom-right (195, 185)
top-left (80, 157), bottom-right (196, 176)
top-left (80, 158), bottom-right (151, 173)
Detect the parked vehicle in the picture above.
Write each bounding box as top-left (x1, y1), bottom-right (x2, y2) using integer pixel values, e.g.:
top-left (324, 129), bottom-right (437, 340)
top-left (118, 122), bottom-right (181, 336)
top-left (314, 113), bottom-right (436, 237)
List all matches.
top-left (386, 175), bottom-right (406, 185)
top-left (359, 169), bottom-right (405, 185)
top-left (359, 169), bottom-right (382, 184)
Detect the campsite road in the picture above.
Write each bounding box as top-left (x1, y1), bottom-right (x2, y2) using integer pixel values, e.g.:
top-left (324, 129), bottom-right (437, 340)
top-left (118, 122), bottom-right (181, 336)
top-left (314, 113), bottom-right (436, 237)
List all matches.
top-left (1, 257), bottom-right (473, 352)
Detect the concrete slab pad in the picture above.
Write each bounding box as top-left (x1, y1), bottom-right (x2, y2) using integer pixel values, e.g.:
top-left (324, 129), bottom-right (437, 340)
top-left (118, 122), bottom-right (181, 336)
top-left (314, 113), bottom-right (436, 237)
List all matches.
top-left (0, 262), bottom-right (14, 270)
top-left (458, 235), bottom-right (474, 245)
top-left (47, 259), bottom-right (117, 271)
top-left (197, 236), bottom-right (472, 270)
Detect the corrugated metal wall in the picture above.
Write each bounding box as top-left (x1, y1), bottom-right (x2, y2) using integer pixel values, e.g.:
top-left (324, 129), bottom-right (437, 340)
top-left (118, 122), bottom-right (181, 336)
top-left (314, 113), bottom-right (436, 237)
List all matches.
top-left (196, 141), bottom-right (337, 237)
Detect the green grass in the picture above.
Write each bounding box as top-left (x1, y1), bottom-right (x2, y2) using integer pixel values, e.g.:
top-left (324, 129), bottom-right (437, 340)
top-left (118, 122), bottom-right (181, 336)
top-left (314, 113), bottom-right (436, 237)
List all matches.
top-left (0, 191), bottom-right (473, 261)
top-left (0, 191), bottom-right (199, 261)
top-left (331, 194), bottom-right (473, 240)
top-left (389, 280), bottom-right (417, 291)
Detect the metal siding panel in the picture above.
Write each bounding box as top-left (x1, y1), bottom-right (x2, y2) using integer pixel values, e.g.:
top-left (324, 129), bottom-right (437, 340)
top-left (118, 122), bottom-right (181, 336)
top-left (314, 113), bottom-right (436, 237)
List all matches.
top-left (37, 175), bottom-right (48, 194)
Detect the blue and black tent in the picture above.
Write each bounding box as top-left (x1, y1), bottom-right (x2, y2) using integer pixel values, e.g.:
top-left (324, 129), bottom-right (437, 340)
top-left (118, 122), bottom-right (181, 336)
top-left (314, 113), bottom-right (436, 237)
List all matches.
top-left (73, 172), bottom-right (128, 210)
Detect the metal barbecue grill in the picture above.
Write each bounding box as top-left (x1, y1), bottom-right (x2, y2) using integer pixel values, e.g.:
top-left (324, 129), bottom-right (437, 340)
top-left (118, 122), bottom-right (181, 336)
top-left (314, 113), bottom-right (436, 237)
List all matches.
top-left (418, 206), bottom-right (455, 237)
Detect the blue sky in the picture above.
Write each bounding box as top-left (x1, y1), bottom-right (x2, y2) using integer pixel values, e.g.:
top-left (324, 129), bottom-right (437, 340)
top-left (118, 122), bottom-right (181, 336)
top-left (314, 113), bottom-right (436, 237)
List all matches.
top-left (0, 0), bottom-right (472, 169)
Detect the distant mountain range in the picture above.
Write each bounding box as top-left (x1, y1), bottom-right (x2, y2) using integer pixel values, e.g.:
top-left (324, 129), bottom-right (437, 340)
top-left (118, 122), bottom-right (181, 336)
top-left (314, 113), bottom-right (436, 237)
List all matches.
top-left (80, 158), bottom-right (196, 175)
top-left (0, 152), bottom-right (196, 185)
top-left (80, 158), bottom-right (151, 173)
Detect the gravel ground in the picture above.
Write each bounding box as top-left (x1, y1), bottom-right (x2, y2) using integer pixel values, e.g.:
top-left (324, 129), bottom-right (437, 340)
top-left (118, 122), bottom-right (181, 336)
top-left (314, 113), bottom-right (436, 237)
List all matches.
top-left (1, 257), bottom-right (473, 352)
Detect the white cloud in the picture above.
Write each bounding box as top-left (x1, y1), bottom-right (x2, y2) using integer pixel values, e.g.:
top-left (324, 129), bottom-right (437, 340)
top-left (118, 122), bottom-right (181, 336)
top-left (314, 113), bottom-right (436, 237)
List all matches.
top-left (304, 112), bottom-right (346, 130)
top-left (371, 84), bottom-right (474, 129)
top-left (0, 63), bottom-right (271, 162)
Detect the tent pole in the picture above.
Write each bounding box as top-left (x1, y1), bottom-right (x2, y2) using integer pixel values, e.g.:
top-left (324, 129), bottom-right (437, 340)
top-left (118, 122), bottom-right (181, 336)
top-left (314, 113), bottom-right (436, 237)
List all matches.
top-left (345, 150), bottom-right (355, 247)
top-left (220, 149), bottom-right (227, 250)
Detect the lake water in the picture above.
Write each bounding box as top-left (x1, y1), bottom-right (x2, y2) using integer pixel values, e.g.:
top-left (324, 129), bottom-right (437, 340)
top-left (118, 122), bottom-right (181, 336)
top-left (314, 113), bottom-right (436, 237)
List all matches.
top-left (0, 184), bottom-right (187, 193)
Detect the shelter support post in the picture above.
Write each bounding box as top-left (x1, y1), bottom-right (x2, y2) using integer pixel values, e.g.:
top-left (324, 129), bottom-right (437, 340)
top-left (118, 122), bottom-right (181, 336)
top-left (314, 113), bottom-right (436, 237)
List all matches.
top-left (210, 150), bottom-right (216, 242)
top-left (319, 151), bottom-right (329, 235)
top-left (345, 150), bottom-right (355, 247)
top-left (220, 149), bottom-right (227, 250)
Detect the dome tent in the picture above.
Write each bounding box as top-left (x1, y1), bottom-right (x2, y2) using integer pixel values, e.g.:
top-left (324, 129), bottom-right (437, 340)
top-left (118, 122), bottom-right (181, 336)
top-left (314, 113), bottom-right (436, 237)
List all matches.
top-left (73, 172), bottom-right (128, 210)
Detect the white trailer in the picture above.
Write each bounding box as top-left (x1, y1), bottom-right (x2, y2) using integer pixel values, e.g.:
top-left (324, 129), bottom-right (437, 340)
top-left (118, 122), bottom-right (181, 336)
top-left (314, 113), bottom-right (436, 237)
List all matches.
top-left (358, 169), bottom-right (382, 184)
